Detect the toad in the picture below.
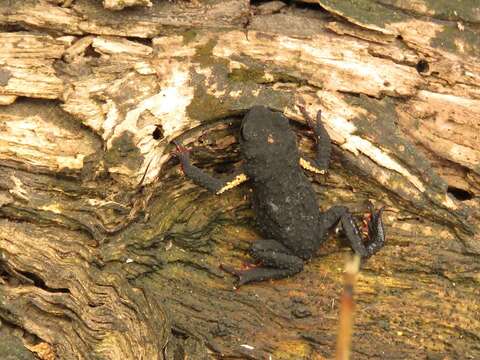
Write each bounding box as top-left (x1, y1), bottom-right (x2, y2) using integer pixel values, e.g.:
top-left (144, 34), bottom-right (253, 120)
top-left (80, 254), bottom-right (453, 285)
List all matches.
top-left (173, 106), bottom-right (385, 286)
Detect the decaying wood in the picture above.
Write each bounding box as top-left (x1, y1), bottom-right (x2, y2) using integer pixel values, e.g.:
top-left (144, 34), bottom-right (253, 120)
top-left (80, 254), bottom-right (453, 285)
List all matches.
top-left (0, 1), bottom-right (479, 359)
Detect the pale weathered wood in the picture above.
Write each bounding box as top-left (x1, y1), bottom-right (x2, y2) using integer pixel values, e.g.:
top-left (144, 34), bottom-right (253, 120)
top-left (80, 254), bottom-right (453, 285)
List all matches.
top-left (0, 1), bottom-right (479, 359)
top-left (102, 0), bottom-right (152, 11)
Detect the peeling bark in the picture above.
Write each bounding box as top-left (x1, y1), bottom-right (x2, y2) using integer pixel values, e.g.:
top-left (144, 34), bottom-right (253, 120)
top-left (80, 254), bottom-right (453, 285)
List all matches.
top-left (0, 1), bottom-right (479, 359)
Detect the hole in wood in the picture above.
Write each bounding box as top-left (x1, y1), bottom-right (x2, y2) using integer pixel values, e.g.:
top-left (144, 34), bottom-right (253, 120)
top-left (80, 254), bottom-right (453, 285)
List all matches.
top-left (84, 44), bottom-right (101, 58)
top-left (416, 59), bottom-right (429, 73)
top-left (447, 186), bottom-right (474, 201)
top-left (152, 125), bottom-right (164, 140)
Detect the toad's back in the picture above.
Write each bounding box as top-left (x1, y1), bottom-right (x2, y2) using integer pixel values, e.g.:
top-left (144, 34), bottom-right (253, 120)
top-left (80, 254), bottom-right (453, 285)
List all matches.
top-left (239, 106), bottom-right (324, 258)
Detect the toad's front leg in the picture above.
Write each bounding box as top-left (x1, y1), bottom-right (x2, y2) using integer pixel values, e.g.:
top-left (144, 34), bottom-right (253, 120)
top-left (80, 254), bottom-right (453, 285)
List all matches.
top-left (298, 106), bottom-right (331, 174)
top-left (222, 239), bottom-right (304, 286)
top-left (173, 141), bottom-right (248, 194)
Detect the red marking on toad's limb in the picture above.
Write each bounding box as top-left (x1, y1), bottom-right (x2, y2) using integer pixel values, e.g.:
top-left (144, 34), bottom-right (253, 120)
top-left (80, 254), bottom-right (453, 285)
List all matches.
top-left (362, 212), bottom-right (372, 238)
top-left (172, 140), bottom-right (190, 173)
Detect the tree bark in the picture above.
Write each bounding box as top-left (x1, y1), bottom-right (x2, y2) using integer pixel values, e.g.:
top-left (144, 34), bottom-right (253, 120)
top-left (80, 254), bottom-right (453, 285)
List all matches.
top-left (0, 1), bottom-right (479, 359)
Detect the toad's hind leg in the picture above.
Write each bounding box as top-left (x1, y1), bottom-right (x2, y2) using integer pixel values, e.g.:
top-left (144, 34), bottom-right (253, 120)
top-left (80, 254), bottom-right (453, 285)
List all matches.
top-left (320, 205), bottom-right (385, 258)
top-left (222, 239), bottom-right (304, 286)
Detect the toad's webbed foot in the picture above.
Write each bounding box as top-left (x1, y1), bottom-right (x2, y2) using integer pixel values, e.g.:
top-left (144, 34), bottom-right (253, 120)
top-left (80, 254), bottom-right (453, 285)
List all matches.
top-left (172, 140), bottom-right (190, 162)
top-left (364, 204), bottom-right (386, 255)
top-left (321, 204), bottom-right (386, 258)
top-left (221, 239), bottom-right (304, 286)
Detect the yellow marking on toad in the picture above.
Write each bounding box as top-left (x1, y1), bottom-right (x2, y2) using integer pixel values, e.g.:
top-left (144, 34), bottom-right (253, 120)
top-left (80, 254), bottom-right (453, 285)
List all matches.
top-left (216, 173), bottom-right (249, 194)
top-left (300, 158), bottom-right (325, 174)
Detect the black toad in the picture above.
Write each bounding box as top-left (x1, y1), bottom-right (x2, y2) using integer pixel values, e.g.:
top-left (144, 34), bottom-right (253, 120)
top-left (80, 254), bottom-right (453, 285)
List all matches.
top-left (174, 106), bottom-right (385, 286)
